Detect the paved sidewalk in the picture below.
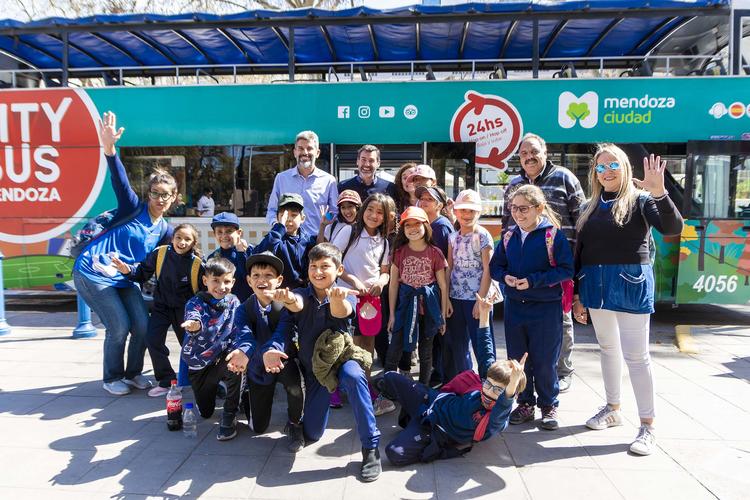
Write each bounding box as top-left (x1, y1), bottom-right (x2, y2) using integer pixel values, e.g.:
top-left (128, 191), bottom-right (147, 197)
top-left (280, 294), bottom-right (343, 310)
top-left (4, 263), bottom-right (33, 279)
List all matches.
top-left (0, 306), bottom-right (749, 499)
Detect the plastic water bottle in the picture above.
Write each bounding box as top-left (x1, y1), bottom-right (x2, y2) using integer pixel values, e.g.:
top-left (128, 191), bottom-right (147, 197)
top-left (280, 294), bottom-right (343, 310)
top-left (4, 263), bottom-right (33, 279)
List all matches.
top-left (166, 379), bottom-right (183, 431)
top-left (183, 403), bottom-right (198, 438)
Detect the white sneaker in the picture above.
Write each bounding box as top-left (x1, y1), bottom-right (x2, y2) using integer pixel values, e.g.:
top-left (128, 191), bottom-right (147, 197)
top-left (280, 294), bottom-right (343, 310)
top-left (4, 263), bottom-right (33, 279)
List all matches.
top-left (103, 380), bottom-right (131, 396)
top-left (630, 425), bottom-right (656, 456)
top-left (586, 405), bottom-right (623, 430)
top-left (122, 374), bottom-right (153, 390)
top-left (373, 394), bottom-right (396, 416)
top-left (147, 386), bottom-right (170, 398)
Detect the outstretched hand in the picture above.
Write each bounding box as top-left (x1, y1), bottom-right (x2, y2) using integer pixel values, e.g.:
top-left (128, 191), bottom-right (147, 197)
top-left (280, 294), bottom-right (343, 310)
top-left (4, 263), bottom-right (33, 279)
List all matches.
top-left (263, 349), bottom-right (288, 373)
top-left (326, 286), bottom-right (359, 303)
top-left (225, 349), bottom-right (248, 374)
top-left (181, 319), bottom-right (201, 333)
top-left (110, 255), bottom-right (130, 275)
top-left (274, 288), bottom-right (297, 306)
top-left (98, 111), bottom-right (124, 156)
top-left (633, 154), bottom-right (666, 198)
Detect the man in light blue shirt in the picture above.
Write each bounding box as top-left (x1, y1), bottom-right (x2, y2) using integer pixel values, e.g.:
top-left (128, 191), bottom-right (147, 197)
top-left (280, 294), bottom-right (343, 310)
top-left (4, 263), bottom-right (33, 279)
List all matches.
top-left (266, 130), bottom-right (338, 237)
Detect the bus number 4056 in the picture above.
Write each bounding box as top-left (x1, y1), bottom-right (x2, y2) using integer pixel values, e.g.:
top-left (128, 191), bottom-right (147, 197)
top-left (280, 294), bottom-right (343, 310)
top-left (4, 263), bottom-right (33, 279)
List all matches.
top-left (692, 275), bottom-right (738, 294)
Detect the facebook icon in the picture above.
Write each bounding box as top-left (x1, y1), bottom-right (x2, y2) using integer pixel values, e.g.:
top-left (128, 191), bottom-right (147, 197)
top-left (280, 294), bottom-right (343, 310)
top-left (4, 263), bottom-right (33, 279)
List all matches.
top-left (337, 106), bottom-right (350, 118)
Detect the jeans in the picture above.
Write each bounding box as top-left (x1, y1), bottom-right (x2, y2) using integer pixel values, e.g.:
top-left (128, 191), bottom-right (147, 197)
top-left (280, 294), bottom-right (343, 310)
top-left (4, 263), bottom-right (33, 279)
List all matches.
top-left (556, 309), bottom-right (575, 378)
top-left (74, 271), bottom-right (148, 383)
top-left (589, 308), bottom-right (655, 419)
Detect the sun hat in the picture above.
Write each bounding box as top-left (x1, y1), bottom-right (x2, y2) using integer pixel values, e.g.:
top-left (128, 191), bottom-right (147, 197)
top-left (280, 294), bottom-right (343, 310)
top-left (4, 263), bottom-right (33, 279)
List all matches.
top-left (453, 189), bottom-right (483, 212)
top-left (337, 189), bottom-right (362, 207)
top-left (399, 206), bottom-right (430, 224)
top-left (406, 164), bottom-right (436, 182)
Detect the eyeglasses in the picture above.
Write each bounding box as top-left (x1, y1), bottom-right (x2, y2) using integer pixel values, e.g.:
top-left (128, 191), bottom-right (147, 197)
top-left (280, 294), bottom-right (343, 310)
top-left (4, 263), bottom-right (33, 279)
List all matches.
top-left (148, 190), bottom-right (174, 201)
top-left (594, 161), bottom-right (621, 174)
top-left (482, 379), bottom-right (505, 398)
top-left (510, 204), bottom-right (537, 214)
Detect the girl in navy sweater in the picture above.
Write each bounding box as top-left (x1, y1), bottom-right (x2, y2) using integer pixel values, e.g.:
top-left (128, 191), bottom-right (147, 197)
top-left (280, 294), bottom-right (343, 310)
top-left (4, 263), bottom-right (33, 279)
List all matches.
top-left (112, 223), bottom-right (204, 396)
top-left (490, 184), bottom-right (574, 431)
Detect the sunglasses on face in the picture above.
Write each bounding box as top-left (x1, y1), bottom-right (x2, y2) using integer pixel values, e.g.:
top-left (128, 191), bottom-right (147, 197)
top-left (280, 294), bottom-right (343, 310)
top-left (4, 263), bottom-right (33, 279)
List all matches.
top-left (510, 204), bottom-right (537, 214)
top-left (594, 161), bottom-right (621, 174)
top-left (148, 191), bottom-right (174, 201)
top-left (482, 379), bottom-right (505, 398)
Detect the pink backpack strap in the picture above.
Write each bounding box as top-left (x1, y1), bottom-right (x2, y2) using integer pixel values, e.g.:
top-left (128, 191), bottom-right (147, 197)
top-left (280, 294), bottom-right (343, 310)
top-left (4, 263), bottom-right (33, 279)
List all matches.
top-left (502, 230), bottom-right (513, 251)
top-left (545, 227), bottom-right (557, 267)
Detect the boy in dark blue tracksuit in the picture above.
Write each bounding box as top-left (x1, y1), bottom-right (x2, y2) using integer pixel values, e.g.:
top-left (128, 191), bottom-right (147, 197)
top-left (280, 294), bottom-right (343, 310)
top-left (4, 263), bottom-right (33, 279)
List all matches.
top-left (490, 195), bottom-right (573, 430)
top-left (233, 251), bottom-right (304, 452)
top-left (253, 193), bottom-right (316, 290)
top-left (208, 212), bottom-right (254, 302)
top-left (262, 243), bottom-right (382, 482)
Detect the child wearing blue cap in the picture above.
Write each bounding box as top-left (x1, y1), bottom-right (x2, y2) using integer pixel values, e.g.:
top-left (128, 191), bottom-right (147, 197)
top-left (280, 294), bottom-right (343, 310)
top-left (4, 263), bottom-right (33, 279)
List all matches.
top-left (208, 212), bottom-right (254, 302)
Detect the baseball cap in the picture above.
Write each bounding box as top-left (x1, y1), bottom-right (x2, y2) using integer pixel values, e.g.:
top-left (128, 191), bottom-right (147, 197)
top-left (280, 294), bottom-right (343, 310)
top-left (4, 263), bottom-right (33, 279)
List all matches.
top-left (245, 251), bottom-right (285, 276)
top-left (211, 212), bottom-right (240, 229)
top-left (399, 206), bottom-right (430, 224)
top-left (337, 190), bottom-right (362, 207)
top-left (278, 193), bottom-right (305, 211)
top-left (406, 164), bottom-right (437, 182)
top-left (415, 186), bottom-right (445, 205)
top-left (453, 189), bottom-right (483, 212)
top-left (357, 295), bottom-right (382, 337)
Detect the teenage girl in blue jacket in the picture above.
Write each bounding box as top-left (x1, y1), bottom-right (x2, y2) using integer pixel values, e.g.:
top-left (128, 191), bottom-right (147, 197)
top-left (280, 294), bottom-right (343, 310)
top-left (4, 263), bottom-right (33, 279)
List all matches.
top-left (490, 184), bottom-right (574, 431)
top-left (72, 112), bottom-right (175, 396)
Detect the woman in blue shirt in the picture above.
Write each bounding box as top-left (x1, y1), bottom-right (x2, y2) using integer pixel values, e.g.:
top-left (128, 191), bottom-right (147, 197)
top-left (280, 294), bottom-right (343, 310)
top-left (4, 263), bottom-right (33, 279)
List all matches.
top-left (73, 112), bottom-right (175, 396)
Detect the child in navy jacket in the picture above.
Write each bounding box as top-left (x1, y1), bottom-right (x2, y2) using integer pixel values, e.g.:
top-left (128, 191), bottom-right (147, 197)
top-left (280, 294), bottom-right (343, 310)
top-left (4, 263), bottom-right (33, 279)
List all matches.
top-left (181, 257), bottom-right (250, 441)
top-left (382, 294), bottom-right (527, 466)
top-left (490, 184), bottom-right (574, 431)
top-left (112, 223), bottom-right (204, 396)
top-left (208, 212), bottom-right (254, 302)
top-left (253, 193), bottom-right (316, 290)
top-left (233, 251), bottom-right (304, 452)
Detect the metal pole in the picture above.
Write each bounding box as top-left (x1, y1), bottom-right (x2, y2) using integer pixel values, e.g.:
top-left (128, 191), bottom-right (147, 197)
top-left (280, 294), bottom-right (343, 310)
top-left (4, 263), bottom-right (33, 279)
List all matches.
top-left (62, 32), bottom-right (69, 87)
top-left (72, 294), bottom-right (97, 338)
top-left (532, 19), bottom-right (540, 79)
top-left (288, 27), bottom-right (295, 82)
top-left (0, 252), bottom-right (11, 335)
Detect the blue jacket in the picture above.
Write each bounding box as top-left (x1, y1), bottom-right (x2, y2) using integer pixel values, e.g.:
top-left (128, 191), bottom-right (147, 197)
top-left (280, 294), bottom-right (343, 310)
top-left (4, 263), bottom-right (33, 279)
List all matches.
top-left (126, 245), bottom-right (204, 309)
top-left (208, 246), bottom-right (254, 303)
top-left (234, 295), bottom-right (296, 385)
top-left (392, 282), bottom-right (444, 352)
top-left (181, 292), bottom-right (248, 370)
top-left (424, 325), bottom-right (512, 444)
top-left (490, 218), bottom-right (574, 303)
top-left (254, 223), bottom-right (316, 290)
top-left (430, 216), bottom-right (455, 258)
top-left (74, 154), bottom-right (173, 287)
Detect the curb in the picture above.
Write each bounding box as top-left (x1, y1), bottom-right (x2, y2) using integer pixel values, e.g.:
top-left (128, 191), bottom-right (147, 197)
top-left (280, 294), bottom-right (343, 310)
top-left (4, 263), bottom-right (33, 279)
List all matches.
top-left (674, 324), bottom-right (700, 354)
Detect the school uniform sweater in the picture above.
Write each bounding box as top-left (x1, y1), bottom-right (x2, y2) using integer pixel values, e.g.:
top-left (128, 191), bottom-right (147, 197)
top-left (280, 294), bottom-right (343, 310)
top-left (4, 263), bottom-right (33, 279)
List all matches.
top-left (208, 246), bottom-right (254, 302)
top-left (126, 245), bottom-right (204, 308)
top-left (253, 223), bottom-right (316, 290)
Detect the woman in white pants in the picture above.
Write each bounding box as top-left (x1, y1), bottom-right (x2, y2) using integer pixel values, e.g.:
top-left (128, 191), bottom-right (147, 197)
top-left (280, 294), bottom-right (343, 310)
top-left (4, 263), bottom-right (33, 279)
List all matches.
top-left (572, 144), bottom-right (683, 455)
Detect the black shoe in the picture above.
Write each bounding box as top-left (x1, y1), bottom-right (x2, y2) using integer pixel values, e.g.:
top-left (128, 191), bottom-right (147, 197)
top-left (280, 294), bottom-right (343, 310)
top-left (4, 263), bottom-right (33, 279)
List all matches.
top-left (217, 411), bottom-right (237, 441)
top-left (285, 421), bottom-right (305, 453)
top-left (360, 447), bottom-right (381, 482)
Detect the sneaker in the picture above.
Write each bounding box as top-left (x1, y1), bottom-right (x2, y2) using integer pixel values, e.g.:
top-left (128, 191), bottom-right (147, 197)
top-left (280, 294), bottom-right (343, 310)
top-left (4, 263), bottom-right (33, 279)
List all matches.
top-left (284, 421), bottom-right (305, 453)
top-left (360, 447), bottom-right (381, 482)
top-left (147, 385), bottom-right (169, 398)
top-left (122, 374), bottom-right (153, 390)
top-left (630, 425), bottom-right (656, 456)
top-left (540, 405), bottom-right (559, 430)
top-left (103, 380), bottom-right (131, 396)
top-left (329, 389), bottom-right (343, 409)
top-left (509, 403), bottom-right (535, 425)
top-left (217, 412), bottom-right (237, 441)
top-left (558, 375), bottom-right (572, 393)
top-left (586, 405), bottom-right (623, 430)
top-left (373, 394), bottom-right (396, 416)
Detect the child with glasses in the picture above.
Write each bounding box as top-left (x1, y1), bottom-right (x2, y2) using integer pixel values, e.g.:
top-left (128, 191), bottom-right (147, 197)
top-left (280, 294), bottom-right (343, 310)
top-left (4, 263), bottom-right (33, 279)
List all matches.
top-left (381, 294), bottom-right (526, 466)
top-left (490, 184), bottom-right (574, 431)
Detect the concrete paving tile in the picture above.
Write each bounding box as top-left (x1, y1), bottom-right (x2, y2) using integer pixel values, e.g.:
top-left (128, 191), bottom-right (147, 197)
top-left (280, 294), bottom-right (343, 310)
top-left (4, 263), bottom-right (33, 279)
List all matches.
top-left (341, 460), bottom-right (436, 499)
top-left (459, 434), bottom-right (515, 465)
top-left (0, 376), bottom-right (97, 394)
top-left (660, 392), bottom-right (750, 441)
top-left (162, 453), bottom-right (265, 498)
top-left (96, 394), bottom-right (164, 422)
top-left (503, 431), bottom-right (600, 468)
top-left (195, 428), bottom-right (280, 457)
top-left (0, 392), bottom-right (58, 415)
top-left (435, 462), bottom-right (529, 500)
top-left (658, 439), bottom-right (750, 500)
top-left (520, 466), bottom-right (623, 499)
top-left (0, 447), bottom-right (96, 489)
top-left (603, 469), bottom-right (716, 500)
top-left (137, 420), bottom-right (215, 454)
top-left (270, 424), bottom-right (357, 460)
top-left (250, 455), bottom-right (349, 499)
top-left (572, 433), bottom-right (682, 471)
top-left (27, 395), bottom-right (116, 421)
top-left (0, 486), bottom-right (102, 499)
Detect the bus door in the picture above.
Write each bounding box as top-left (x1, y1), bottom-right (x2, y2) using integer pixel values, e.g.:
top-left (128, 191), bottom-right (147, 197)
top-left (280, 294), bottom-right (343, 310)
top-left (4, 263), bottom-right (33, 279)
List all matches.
top-left (676, 140), bottom-right (750, 304)
top-left (424, 142), bottom-right (476, 200)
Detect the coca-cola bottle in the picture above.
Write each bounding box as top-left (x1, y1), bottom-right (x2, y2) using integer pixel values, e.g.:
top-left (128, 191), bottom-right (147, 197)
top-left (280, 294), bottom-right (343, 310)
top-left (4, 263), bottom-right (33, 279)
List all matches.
top-left (166, 379), bottom-right (183, 431)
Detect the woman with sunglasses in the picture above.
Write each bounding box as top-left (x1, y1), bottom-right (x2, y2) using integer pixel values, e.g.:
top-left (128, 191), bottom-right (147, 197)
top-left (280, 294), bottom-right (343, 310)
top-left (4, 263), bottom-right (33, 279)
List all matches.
top-left (573, 144), bottom-right (683, 455)
top-left (73, 111), bottom-right (176, 396)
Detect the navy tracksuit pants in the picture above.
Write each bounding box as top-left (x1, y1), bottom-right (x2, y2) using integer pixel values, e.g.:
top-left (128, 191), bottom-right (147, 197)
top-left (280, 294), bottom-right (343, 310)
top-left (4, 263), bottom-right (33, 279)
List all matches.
top-left (504, 298), bottom-right (562, 408)
top-left (444, 298), bottom-right (496, 382)
top-left (146, 304), bottom-right (185, 388)
top-left (300, 360), bottom-right (380, 450)
top-left (383, 371), bottom-right (434, 466)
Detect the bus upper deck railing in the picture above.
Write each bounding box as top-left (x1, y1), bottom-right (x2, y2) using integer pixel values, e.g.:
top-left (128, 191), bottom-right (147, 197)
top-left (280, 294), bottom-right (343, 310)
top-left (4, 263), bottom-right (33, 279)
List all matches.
top-left (2, 54), bottom-right (748, 89)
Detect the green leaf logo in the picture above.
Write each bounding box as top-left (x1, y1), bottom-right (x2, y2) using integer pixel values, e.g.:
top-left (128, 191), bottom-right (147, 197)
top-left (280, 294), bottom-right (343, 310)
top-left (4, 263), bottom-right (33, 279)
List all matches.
top-left (566, 102), bottom-right (590, 121)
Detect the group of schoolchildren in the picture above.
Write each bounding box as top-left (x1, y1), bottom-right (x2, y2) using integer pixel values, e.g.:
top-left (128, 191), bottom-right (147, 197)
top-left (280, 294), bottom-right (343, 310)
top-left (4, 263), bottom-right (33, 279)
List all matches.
top-left (118, 171), bottom-right (576, 482)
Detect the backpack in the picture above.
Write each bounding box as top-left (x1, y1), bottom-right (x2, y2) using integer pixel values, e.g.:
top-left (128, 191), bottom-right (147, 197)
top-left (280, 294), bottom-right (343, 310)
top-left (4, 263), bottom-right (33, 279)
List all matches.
top-left (154, 245), bottom-right (202, 294)
top-left (503, 226), bottom-right (574, 313)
